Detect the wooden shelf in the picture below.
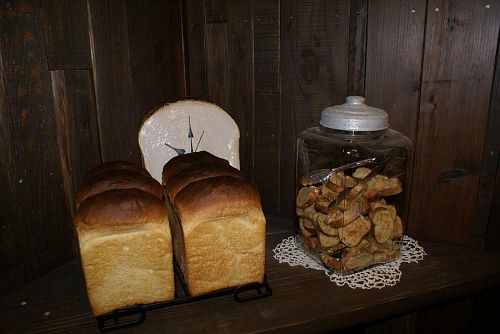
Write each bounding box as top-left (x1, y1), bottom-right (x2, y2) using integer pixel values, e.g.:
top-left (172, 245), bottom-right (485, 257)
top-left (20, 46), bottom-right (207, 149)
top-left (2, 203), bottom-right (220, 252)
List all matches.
top-left (1, 218), bottom-right (500, 333)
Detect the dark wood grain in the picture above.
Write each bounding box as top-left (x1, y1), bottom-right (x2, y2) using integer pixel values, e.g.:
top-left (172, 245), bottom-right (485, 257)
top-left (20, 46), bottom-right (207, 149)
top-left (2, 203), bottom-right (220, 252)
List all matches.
top-left (0, 265), bottom-right (25, 297)
top-left (253, 0), bottom-right (280, 214)
top-left (87, 0), bottom-right (136, 162)
top-left (280, 0), bottom-right (350, 217)
top-left (205, 0), bottom-right (227, 23)
top-left (254, 92), bottom-right (280, 213)
top-left (88, 0), bottom-right (185, 163)
top-left (0, 39), bottom-right (24, 287)
top-left (39, 0), bottom-right (92, 70)
top-left (254, 0), bottom-right (280, 94)
top-left (0, 47), bottom-right (25, 294)
top-left (362, 313), bottom-right (416, 334)
top-left (364, 0), bottom-right (426, 234)
top-left (347, 0), bottom-right (367, 96)
top-left (50, 70), bottom-right (101, 219)
top-left (477, 38), bottom-right (500, 250)
top-left (227, 0), bottom-right (254, 181)
top-left (1, 223), bottom-right (500, 334)
top-left (365, 0), bottom-right (426, 140)
top-left (408, 0), bottom-right (500, 246)
top-left (126, 0), bottom-right (186, 118)
top-left (205, 22), bottom-right (229, 111)
top-left (485, 161), bottom-right (500, 252)
top-left (415, 288), bottom-right (500, 334)
top-left (184, 0), bottom-right (207, 98)
top-left (0, 0), bottom-right (75, 282)
top-left (169, 0), bottom-right (187, 98)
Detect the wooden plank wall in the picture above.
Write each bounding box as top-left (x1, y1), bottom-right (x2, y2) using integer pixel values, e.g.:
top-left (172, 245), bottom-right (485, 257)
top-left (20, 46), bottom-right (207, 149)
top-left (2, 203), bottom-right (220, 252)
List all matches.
top-left (183, 1), bottom-right (500, 332)
top-left (0, 0), bottom-right (185, 295)
top-left (0, 0), bottom-right (499, 312)
top-left (186, 0), bottom-right (499, 247)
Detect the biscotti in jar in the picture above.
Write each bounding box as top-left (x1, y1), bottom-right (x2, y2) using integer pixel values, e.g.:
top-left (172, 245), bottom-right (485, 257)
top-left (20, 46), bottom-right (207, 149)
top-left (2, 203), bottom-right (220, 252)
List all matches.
top-left (296, 96), bottom-right (412, 274)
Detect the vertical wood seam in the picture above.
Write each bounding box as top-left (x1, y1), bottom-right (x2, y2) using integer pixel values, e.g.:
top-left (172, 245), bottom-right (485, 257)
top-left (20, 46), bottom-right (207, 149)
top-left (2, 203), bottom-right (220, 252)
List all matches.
top-left (475, 30), bottom-right (500, 249)
top-left (0, 34), bottom-right (18, 222)
top-left (202, 1), bottom-right (208, 98)
top-left (225, 19), bottom-right (229, 110)
top-left (86, 0), bottom-right (104, 164)
top-left (277, 0), bottom-right (282, 212)
top-left (407, 0), bottom-right (430, 235)
top-left (362, 0), bottom-right (368, 97)
top-left (49, 70), bottom-right (77, 254)
top-left (33, 0), bottom-right (75, 276)
top-left (180, 0), bottom-right (190, 96)
top-left (0, 31), bottom-right (26, 275)
top-left (250, 0), bottom-right (256, 184)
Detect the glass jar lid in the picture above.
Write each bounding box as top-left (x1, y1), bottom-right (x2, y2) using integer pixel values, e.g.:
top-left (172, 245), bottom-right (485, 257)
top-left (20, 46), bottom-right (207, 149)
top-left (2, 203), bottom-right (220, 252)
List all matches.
top-left (320, 96), bottom-right (389, 131)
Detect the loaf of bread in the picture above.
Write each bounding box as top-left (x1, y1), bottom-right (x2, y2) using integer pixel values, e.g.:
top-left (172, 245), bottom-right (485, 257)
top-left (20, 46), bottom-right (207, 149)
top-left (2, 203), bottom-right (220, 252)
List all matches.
top-left (75, 162), bottom-right (174, 316)
top-left (163, 152), bottom-right (266, 296)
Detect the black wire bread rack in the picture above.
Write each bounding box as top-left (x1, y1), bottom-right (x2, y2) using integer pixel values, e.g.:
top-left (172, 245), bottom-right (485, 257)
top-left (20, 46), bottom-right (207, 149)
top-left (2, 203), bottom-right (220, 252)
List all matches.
top-left (96, 260), bottom-right (272, 331)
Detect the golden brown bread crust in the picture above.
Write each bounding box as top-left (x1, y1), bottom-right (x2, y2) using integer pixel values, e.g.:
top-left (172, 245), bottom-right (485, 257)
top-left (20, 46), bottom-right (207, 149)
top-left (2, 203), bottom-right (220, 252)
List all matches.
top-left (174, 176), bottom-right (262, 227)
top-left (165, 162), bottom-right (242, 200)
top-left (162, 151), bottom-right (228, 185)
top-left (83, 160), bottom-right (151, 180)
top-left (76, 188), bottom-right (166, 233)
top-left (76, 169), bottom-right (163, 208)
top-left (76, 188), bottom-right (174, 316)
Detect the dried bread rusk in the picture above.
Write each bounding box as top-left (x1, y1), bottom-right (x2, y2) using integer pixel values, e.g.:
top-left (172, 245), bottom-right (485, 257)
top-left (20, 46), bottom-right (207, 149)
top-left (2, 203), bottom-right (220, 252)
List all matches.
top-left (319, 184), bottom-right (338, 200)
top-left (392, 216), bottom-right (404, 238)
top-left (352, 167), bottom-right (372, 179)
top-left (317, 231), bottom-right (340, 248)
top-left (378, 177), bottom-right (403, 196)
top-left (328, 202), bottom-right (361, 228)
top-left (338, 215), bottom-right (371, 247)
top-left (314, 197), bottom-right (332, 214)
top-left (299, 218), bottom-right (316, 237)
top-left (296, 186), bottom-right (320, 208)
top-left (369, 207), bottom-right (395, 243)
top-left (314, 216), bottom-right (339, 237)
top-left (341, 239), bottom-right (373, 270)
top-left (320, 253), bottom-right (346, 272)
top-left (364, 174), bottom-right (389, 199)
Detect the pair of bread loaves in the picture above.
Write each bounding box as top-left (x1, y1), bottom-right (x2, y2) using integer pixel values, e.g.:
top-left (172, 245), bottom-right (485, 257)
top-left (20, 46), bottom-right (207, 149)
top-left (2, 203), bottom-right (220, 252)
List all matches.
top-left (75, 161), bottom-right (174, 316)
top-left (76, 153), bottom-right (266, 315)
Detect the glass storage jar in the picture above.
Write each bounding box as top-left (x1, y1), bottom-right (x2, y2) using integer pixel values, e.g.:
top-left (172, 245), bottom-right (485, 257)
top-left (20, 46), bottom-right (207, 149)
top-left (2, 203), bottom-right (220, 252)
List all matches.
top-left (295, 96), bottom-right (412, 274)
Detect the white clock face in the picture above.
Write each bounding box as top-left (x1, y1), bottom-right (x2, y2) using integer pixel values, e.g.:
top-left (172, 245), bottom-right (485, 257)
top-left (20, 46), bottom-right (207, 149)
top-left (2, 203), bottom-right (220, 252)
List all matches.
top-left (164, 116), bottom-right (205, 156)
top-left (138, 100), bottom-right (240, 183)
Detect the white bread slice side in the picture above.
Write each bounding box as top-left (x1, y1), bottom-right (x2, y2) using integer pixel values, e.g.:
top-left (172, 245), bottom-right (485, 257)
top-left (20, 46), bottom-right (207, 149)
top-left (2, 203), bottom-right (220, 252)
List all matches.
top-left (138, 99), bottom-right (240, 183)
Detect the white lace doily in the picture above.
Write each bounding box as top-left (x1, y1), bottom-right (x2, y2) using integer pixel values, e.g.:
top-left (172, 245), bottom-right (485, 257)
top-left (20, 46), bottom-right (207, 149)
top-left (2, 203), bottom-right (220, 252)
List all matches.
top-left (273, 235), bottom-right (426, 289)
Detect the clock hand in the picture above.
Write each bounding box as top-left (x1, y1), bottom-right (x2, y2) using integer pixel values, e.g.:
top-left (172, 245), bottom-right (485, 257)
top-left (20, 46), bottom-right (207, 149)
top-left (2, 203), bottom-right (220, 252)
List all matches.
top-left (165, 143), bottom-right (186, 155)
top-left (195, 130), bottom-right (204, 152)
top-left (188, 116), bottom-right (194, 153)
